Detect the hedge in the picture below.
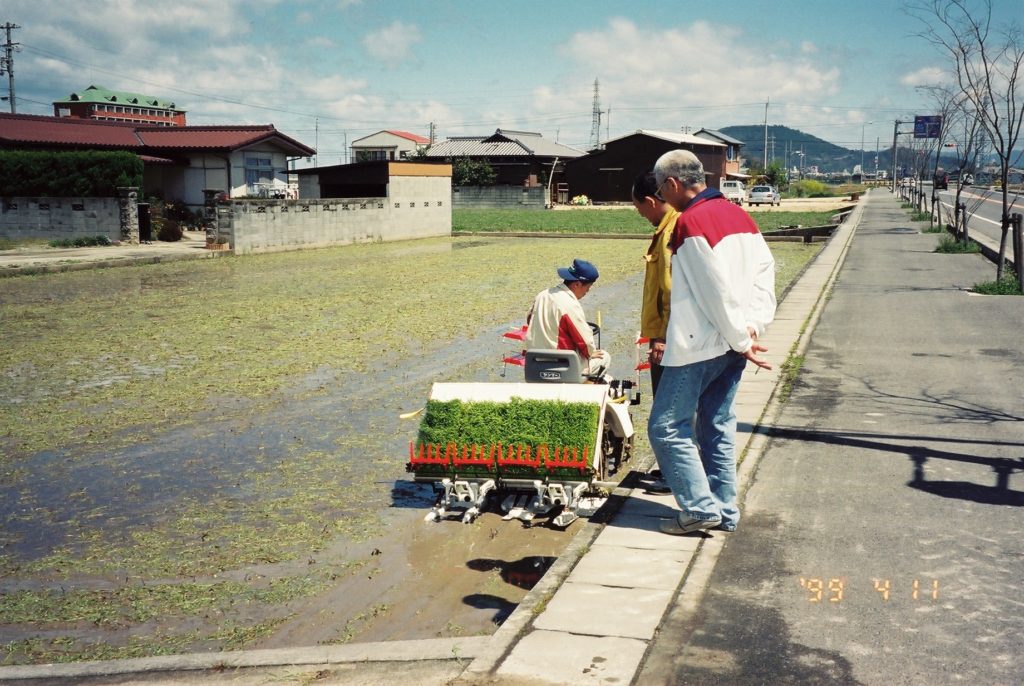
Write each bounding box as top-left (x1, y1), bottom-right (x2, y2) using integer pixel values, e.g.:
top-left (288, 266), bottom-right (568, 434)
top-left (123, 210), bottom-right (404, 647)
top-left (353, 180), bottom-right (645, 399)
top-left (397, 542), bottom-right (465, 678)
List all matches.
top-left (0, 150), bottom-right (144, 197)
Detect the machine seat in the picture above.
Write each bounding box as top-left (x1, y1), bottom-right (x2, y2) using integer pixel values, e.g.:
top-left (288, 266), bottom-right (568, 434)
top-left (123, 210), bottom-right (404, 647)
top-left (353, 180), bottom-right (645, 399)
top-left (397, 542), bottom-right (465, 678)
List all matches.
top-left (524, 349), bottom-right (583, 383)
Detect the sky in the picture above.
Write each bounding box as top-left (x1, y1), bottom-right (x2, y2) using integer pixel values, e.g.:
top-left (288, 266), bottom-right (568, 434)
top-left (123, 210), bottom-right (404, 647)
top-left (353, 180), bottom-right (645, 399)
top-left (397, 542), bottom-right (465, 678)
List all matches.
top-left (3, 0), bottom-right (1019, 166)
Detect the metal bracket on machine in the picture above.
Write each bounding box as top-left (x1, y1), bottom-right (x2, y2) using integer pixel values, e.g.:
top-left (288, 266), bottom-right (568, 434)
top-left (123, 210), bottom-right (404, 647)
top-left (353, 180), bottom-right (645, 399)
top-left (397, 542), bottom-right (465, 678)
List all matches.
top-left (425, 478), bottom-right (496, 524)
top-left (499, 480), bottom-right (597, 527)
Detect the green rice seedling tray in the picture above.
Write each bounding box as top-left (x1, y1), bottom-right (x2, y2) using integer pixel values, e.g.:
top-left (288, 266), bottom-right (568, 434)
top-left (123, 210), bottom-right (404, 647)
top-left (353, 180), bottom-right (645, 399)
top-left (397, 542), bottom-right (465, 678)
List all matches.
top-left (408, 383), bottom-right (606, 481)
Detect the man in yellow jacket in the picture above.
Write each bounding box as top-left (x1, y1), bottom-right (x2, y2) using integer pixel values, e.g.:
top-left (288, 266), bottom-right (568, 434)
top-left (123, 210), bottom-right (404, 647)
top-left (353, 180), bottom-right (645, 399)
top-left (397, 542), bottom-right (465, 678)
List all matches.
top-left (632, 171), bottom-right (679, 397)
top-left (632, 172), bottom-right (680, 494)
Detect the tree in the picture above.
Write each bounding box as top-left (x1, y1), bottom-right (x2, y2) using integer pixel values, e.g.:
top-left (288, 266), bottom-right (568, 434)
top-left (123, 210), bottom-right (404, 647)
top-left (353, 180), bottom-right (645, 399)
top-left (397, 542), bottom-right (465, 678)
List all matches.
top-left (921, 84), bottom-right (988, 240)
top-left (908, 0), bottom-right (1024, 286)
top-left (451, 157), bottom-right (496, 186)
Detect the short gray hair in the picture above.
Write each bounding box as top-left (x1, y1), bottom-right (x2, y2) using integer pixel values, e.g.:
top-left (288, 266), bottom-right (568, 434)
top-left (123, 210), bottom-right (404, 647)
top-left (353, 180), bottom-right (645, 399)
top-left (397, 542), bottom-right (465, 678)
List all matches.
top-left (653, 149), bottom-right (705, 189)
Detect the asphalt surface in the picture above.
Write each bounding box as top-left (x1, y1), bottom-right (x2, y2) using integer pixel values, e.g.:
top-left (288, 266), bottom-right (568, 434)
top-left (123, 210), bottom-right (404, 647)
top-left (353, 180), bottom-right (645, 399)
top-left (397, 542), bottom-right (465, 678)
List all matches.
top-left (636, 191), bottom-right (1024, 685)
top-left (3, 192), bottom-right (1022, 685)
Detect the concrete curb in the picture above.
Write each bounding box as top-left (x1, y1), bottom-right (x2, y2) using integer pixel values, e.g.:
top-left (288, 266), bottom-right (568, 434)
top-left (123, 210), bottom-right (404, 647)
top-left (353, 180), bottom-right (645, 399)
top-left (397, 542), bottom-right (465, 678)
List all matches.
top-left (0, 636), bottom-right (489, 681)
top-left (0, 248), bottom-right (225, 278)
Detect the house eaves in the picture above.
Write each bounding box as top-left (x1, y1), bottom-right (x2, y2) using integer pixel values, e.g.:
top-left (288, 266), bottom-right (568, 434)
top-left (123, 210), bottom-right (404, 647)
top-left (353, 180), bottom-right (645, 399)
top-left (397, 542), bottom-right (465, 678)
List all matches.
top-left (604, 129), bottom-right (726, 148)
top-left (0, 113), bottom-right (315, 157)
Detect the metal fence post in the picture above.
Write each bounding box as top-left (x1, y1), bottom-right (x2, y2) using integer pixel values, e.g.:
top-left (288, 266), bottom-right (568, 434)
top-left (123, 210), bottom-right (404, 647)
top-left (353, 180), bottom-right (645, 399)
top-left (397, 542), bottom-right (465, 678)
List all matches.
top-left (1012, 213), bottom-right (1023, 293)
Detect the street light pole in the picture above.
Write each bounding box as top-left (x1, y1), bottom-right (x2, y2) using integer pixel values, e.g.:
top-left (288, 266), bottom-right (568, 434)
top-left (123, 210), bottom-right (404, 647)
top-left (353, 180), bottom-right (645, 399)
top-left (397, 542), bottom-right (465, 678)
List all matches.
top-left (861, 122), bottom-right (866, 176)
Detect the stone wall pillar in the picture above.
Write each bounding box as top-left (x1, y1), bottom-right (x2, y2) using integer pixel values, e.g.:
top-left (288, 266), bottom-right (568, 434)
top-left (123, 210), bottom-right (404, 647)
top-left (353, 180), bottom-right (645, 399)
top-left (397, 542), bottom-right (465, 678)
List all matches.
top-left (203, 189), bottom-right (222, 244)
top-left (117, 187), bottom-right (139, 245)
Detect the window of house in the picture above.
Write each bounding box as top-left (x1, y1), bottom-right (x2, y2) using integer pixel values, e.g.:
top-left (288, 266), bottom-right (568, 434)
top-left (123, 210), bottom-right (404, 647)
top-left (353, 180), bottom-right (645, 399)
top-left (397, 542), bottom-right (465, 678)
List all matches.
top-left (245, 155), bottom-right (277, 193)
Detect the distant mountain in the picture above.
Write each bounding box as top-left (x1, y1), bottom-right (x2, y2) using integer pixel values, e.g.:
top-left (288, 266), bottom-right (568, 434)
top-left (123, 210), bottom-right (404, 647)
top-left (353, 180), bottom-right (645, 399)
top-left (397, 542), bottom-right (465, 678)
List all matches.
top-left (720, 125), bottom-right (875, 174)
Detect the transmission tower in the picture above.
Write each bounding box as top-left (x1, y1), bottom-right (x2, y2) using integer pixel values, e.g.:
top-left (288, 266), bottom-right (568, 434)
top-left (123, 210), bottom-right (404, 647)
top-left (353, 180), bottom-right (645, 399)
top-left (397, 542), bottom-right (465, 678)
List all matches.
top-left (589, 78), bottom-right (602, 151)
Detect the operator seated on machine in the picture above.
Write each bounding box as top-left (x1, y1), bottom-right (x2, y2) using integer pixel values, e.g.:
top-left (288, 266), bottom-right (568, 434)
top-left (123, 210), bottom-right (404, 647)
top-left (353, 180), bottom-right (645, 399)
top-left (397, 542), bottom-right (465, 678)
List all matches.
top-left (523, 258), bottom-right (611, 378)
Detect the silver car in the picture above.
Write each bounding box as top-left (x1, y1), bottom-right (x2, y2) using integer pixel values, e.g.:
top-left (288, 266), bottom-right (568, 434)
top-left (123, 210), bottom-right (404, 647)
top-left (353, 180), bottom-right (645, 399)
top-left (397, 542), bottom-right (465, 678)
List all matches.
top-left (747, 185), bottom-right (781, 206)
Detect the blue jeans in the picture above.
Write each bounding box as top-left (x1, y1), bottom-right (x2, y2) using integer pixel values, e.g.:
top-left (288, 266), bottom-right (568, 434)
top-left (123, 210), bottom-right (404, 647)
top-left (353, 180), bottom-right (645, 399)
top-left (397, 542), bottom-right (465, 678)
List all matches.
top-left (647, 351), bottom-right (746, 529)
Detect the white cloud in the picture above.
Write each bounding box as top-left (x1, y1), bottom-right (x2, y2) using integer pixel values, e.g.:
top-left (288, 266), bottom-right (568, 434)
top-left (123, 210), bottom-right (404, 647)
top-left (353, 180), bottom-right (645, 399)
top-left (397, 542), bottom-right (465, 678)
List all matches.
top-left (547, 18), bottom-right (846, 144)
top-left (900, 67), bottom-right (948, 87)
top-left (306, 36), bottom-right (337, 49)
top-left (362, 21), bottom-right (421, 66)
top-left (801, 41), bottom-right (818, 54)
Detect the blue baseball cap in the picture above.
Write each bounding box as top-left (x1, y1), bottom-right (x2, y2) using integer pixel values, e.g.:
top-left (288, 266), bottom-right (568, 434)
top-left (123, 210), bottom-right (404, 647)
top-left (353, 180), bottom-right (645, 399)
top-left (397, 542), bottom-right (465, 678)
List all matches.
top-left (557, 259), bottom-right (599, 283)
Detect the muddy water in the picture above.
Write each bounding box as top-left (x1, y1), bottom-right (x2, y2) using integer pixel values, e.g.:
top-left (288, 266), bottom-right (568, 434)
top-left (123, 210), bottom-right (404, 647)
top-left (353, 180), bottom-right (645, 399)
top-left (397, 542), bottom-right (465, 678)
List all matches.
top-left (1, 271), bottom-right (648, 564)
top-left (0, 239), bottom-right (652, 655)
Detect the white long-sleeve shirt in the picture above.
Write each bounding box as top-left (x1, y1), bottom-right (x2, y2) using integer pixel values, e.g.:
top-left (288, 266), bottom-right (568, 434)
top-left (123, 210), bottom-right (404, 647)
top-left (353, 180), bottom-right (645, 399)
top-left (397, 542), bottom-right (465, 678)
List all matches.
top-left (663, 189), bottom-right (776, 368)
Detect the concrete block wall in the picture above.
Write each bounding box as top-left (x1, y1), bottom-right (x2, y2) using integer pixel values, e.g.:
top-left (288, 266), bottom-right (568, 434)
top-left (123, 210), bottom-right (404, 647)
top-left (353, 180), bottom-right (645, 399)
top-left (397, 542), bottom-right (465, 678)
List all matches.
top-left (0, 197), bottom-right (121, 241)
top-left (452, 185), bottom-right (546, 209)
top-left (226, 175), bottom-right (451, 254)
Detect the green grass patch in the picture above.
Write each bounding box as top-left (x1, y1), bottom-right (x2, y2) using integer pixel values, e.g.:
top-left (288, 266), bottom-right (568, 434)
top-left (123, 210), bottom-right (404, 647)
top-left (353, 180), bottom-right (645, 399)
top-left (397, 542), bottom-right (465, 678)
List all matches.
top-left (778, 354), bottom-right (805, 404)
top-left (935, 235), bottom-right (980, 253)
top-left (0, 238), bottom-right (51, 251)
top-left (0, 572), bottom-right (333, 626)
top-left (973, 274), bottom-right (1023, 295)
top-left (452, 209), bottom-right (837, 235)
top-left (0, 572), bottom-right (333, 664)
top-left (48, 235), bottom-right (113, 248)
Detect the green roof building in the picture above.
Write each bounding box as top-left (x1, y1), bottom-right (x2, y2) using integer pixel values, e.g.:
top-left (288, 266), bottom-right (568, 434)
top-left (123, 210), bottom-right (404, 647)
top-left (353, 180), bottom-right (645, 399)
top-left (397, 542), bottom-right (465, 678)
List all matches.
top-left (53, 85), bottom-right (187, 127)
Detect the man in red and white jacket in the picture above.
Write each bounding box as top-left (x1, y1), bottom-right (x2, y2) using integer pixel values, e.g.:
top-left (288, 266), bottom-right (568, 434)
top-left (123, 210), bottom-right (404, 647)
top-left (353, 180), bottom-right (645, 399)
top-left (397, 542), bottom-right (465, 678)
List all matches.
top-left (523, 258), bottom-right (610, 376)
top-left (648, 150), bottom-right (776, 536)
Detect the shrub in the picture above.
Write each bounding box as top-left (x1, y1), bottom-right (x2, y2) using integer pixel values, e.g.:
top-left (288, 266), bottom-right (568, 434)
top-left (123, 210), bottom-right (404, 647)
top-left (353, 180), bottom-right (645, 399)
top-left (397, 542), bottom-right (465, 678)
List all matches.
top-left (790, 180), bottom-right (832, 198)
top-left (973, 274), bottom-right (1022, 295)
top-left (935, 235), bottom-right (979, 253)
top-left (157, 219), bottom-right (183, 242)
top-left (47, 235), bottom-right (113, 248)
top-left (0, 151), bottom-right (143, 196)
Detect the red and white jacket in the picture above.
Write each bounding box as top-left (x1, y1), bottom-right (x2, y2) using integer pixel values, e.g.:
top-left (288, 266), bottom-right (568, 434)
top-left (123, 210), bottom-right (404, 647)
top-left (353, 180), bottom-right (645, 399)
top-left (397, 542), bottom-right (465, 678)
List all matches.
top-left (524, 283), bottom-right (597, 361)
top-left (663, 188), bottom-right (776, 367)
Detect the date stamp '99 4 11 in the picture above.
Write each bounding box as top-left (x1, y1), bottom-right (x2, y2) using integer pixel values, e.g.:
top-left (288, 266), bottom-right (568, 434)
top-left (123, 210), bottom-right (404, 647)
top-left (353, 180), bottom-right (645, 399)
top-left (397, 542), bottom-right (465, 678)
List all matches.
top-left (799, 577), bottom-right (940, 603)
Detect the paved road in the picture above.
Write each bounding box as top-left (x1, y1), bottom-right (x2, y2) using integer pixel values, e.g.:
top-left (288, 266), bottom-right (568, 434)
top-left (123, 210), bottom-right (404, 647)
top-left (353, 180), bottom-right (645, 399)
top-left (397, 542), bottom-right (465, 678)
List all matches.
top-left (640, 192), bottom-right (1024, 685)
top-left (937, 186), bottom-right (1023, 248)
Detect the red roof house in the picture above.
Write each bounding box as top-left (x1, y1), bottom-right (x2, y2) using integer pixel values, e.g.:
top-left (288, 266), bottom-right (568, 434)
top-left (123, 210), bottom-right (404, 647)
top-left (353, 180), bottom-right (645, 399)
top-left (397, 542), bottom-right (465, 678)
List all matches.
top-left (0, 113), bottom-right (315, 208)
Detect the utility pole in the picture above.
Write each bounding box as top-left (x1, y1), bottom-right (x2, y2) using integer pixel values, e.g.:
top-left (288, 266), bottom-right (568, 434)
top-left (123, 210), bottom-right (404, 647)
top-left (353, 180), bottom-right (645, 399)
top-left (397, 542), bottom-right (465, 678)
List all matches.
top-left (429, 121), bottom-right (436, 145)
top-left (763, 98), bottom-right (769, 169)
top-left (891, 119), bottom-right (911, 193)
top-left (0, 22), bottom-right (20, 114)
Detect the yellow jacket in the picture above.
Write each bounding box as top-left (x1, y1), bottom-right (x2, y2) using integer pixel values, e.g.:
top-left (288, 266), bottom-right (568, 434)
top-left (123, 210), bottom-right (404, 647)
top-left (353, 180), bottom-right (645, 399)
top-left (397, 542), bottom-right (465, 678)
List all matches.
top-left (640, 207), bottom-right (679, 340)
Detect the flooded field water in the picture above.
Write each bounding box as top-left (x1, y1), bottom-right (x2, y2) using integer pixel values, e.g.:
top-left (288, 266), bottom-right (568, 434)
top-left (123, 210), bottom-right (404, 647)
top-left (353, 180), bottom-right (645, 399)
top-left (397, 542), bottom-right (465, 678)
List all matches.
top-left (0, 235), bottom-right (820, 663)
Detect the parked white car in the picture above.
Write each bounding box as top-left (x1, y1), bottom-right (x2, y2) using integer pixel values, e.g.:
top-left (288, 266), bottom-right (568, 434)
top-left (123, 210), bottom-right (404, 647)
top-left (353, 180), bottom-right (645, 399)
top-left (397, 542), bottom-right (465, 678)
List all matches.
top-left (720, 179), bottom-right (746, 205)
top-left (747, 185), bottom-right (781, 206)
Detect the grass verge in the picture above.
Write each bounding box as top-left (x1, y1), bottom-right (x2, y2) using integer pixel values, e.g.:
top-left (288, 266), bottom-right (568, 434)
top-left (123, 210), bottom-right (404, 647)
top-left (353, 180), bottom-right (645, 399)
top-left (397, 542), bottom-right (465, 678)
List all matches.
top-left (935, 234), bottom-right (980, 253)
top-left (973, 274), bottom-right (1023, 295)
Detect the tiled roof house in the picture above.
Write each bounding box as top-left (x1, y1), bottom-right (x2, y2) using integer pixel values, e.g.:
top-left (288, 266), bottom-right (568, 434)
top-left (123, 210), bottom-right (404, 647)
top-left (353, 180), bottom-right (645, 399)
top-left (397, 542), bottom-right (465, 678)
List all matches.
top-left (0, 113), bottom-right (315, 207)
top-left (423, 129), bottom-right (584, 187)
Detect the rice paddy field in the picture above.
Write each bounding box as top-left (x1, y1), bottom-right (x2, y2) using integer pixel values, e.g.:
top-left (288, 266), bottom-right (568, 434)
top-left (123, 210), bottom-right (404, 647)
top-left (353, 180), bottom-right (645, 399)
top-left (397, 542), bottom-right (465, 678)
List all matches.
top-left (453, 208), bottom-right (838, 234)
top-left (0, 227), bottom-right (823, 664)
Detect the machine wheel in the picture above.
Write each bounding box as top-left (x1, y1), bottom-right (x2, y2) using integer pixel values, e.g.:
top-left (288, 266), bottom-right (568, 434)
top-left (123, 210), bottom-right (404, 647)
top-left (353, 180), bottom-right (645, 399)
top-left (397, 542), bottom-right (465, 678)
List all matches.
top-left (602, 432), bottom-right (624, 476)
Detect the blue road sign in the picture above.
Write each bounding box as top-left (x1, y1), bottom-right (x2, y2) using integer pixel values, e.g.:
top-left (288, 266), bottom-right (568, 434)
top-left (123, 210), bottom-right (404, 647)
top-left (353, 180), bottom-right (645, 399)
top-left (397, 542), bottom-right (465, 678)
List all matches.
top-left (914, 115), bottom-right (942, 138)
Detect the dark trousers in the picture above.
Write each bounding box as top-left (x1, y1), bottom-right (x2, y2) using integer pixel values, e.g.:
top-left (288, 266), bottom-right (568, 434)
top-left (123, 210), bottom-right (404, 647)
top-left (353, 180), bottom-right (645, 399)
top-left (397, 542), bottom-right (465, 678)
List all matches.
top-left (650, 361), bottom-right (664, 399)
